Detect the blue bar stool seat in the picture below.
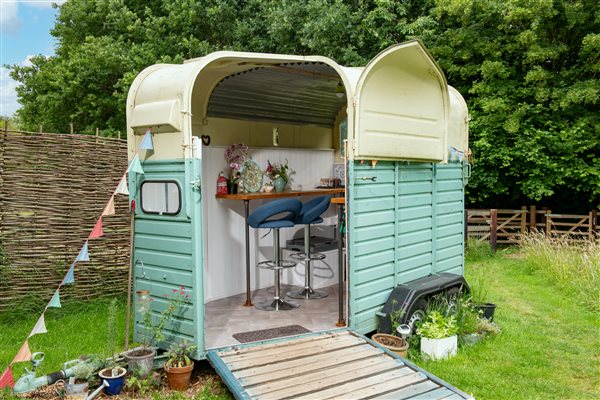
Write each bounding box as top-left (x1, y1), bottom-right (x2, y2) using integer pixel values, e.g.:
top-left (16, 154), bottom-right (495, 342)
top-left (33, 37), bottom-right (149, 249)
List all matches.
top-left (288, 196), bottom-right (331, 300)
top-left (249, 198), bottom-right (302, 311)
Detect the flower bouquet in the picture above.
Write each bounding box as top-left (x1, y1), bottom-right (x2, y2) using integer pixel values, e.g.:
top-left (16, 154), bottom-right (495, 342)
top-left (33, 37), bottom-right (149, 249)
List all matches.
top-left (265, 160), bottom-right (292, 192)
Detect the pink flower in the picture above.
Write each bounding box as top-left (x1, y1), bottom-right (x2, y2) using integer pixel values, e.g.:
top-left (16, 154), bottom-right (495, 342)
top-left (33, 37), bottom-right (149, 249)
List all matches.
top-left (172, 289), bottom-right (178, 292)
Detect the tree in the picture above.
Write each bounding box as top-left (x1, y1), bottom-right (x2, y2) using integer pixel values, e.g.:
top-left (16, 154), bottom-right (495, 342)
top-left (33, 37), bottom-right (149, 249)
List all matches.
top-left (9, 0), bottom-right (599, 210)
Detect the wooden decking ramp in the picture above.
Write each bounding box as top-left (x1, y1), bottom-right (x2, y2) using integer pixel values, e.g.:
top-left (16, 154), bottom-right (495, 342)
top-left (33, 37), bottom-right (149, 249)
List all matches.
top-left (207, 330), bottom-right (474, 400)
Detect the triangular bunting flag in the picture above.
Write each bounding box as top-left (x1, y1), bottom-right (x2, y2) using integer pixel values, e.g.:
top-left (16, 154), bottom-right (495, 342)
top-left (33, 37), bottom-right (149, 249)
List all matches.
top-left (63, 264), bottom-right (75, 285)
top-left (140, 130), bottom-right (154, 150)
top-left (75, 241), bottom-right (89, 262)
top-left (102, 196), bottom-right (115, 216)
top-left (29, 315), bottom-right (48, 338)
top-left (115, 174), bottom-right (129, 196)
top-left (127, 154), bottom-right (144, 175)
top-left (88, 217), bottom-right (104, 239)
top-left (48, 289), bottom-right (61, 308)
top-left (0, 366), bottom-right (14, 389)
top-left (12, 341), bottom-right (32, 364)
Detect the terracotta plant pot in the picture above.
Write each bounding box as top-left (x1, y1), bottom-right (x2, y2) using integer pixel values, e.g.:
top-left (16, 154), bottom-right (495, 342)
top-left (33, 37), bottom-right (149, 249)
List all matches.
top-left (165, 361), bottom-right (194, 391)
top-left (372, 333), bottom-right (409, 358)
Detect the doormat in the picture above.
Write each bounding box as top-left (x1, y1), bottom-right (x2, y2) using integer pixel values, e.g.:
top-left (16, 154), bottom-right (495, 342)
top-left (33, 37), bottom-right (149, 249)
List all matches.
top-left (233, 325), bottom-right (311, 343)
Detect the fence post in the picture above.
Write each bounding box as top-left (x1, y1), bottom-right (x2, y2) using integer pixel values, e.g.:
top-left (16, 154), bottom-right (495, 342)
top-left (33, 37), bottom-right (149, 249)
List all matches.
top-left (490, 209), bottom-right (498, 252)
top-left (96, 127), bottom-right (99, 144)
top-left (69, 123), bottom-right (74, 134)
top-left (39, 125), bottom-right (43, 133)
top-left (592, 210), bottom-right (597, 237)
top-left (118, 130), bottom-right (121, 141)
top-left (529, 205), bottom-right (536, 231)
top-left (521, 206), bottom-right (527, 236)
top-left (3, 120), bottom-right (7, 133)
top-left (545, 209), bottom-right (552, 238)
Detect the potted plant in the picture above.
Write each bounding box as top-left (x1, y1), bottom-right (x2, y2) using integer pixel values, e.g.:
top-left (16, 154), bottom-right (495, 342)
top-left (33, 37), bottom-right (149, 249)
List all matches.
top-left (417, 311), bottom-right (459, 360)
top-left (470, 278), bottom-right (496, 321)
top-left (264, 160), bottom-right (292, 192)
top-left (125, 287), bottom-right (189, 378)
top-left (64, 355), bottom-right (104, 398)
top-left (99, 298), bottom-right (127, 396)
top-left (372, 303), bottom-right (409, 357)
top-left (164, 341), bottom-right (197, 391)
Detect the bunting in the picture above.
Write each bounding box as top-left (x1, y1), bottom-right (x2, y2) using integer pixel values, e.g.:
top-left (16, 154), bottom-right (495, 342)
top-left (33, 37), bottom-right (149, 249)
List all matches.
top-left (63, 264), bottom-right (75, 285)
top-left (127, 154), bottom-right (144, 175)
top-left (75, 241), bottom-right (89, 262)
top-left (11, 341), bottom-right (31, 364)
top-left (140, 130), bottom-right (154, 150)
top-left (88, 217), bottom-right (104, 239)
top-left (115, 174), bottom-right (129, 196)
top-left (0, 367), bottom-right (14, 389)
top-left (28, 315), bottom-right (47, 338)
top-left (102, 195), bottom-right (115, 216)
top-left (48, 289), bottom-right (61, 308)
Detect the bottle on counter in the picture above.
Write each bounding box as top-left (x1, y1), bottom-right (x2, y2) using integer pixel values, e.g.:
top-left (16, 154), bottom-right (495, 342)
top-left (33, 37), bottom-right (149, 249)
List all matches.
top-left (217, 171), bottom-right (228, 195)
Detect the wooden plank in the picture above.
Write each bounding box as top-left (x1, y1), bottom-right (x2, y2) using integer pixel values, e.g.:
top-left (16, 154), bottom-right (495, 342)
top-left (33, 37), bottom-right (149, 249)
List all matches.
top-left (235, 343), bottom-right (376, 379)
top-left (238, 346), bottom-right (383, 386)
top-left (218, 331), bottom-right (343, 357)
top-left (253, 358), bottom-right (404, 400)
top-left (439, 394), bottom-right (467, 400)
top-left (408, 386), bottom-right (458, 399)
top-left (225, 334), bottom-right (365, 370)
top-left (294, 369), bottom-right (425, 400)
top-left (215, 188), bottom-right (344, 200)
top-left (372, 380), bottom-right (440, 399)
top-left (246, 355), bottom-right (399, 397)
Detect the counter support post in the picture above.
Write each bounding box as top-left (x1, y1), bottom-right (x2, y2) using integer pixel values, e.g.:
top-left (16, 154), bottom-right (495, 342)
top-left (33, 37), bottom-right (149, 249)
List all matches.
top-left (243, 199), bottom-right (253, 306)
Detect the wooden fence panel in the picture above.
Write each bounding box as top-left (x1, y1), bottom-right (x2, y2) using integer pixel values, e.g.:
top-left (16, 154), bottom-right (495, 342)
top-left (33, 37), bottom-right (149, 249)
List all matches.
top-left (0, 130), bottom-right (130, 312)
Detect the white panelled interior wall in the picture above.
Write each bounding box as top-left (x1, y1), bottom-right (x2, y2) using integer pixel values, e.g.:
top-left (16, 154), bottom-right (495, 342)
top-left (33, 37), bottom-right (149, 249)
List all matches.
top-left (202, 146), bottom-right (337, 302)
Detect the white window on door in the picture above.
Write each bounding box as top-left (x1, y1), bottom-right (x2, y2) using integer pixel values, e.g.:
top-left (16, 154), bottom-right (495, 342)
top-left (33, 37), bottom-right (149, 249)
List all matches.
top-left (140, 181), bottom-right (181, 215)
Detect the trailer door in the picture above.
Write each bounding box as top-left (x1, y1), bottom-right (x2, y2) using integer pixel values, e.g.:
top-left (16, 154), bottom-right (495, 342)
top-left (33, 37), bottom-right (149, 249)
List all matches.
top-left (354, 40), bottom-right (449, 162)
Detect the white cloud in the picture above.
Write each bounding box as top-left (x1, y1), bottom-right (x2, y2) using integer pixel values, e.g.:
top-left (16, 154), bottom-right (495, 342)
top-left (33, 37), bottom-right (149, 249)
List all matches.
top-left (1, 55), bottom-right (36, 117)
top-left (1, 2), bottom-right (22, 35)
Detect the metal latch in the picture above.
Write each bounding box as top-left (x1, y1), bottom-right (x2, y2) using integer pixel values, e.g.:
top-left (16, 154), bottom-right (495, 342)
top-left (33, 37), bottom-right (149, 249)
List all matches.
top-left (357, 176), bottom-right (377, 182)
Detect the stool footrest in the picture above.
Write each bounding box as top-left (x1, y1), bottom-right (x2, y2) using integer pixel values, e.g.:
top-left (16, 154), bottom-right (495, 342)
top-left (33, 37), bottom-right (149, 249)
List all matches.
top-left (289, 252), bottom-right (327, 262)
top-left (255, 298), bottom-right (299, 311)
top-left (257, 260), bottom-right (296, 270)
top-left (288, 287), bottom-right (328, 300)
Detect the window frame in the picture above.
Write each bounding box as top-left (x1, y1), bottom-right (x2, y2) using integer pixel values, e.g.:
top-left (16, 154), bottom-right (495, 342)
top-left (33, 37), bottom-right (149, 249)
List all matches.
top-left (139, 180), bottom-right (182, 216)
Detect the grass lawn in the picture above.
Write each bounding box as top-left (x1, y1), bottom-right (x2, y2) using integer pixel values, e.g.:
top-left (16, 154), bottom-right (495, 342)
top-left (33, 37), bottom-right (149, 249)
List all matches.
top-left (1, 249), bottom-right (598, 399)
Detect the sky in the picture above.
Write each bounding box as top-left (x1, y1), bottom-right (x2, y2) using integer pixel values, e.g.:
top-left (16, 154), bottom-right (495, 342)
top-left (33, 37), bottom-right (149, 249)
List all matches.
top-left (1, 0), bottom-right (65, 117)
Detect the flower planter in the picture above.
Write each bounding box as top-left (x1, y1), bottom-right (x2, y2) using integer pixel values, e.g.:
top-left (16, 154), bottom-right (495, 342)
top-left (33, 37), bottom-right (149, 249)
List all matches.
top-left (372, 333), bottom-right (409, 358)
top-left (124, 348), bottom-right (155, 378)
top-left (64, 380), bottom-right (88, 400)
top-left (165, 361), bottom-right (194, 391)
top-left (98, 367), bottom-right (127, 396)
top-left (460, 333), bottom-right (484, 346)
top-left (475, 303), bottom-right (496, 321)
top-left (420, 335), bottom-right (457, 360)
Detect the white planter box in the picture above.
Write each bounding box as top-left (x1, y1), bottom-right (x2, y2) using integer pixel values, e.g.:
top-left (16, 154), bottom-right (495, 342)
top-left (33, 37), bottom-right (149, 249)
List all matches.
top-left (421, 335), bottom-right (458, 360)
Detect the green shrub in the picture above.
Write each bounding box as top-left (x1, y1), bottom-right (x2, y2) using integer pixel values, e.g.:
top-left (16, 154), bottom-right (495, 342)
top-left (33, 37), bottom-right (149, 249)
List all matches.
top-left (520, 233), bottom-right (599, 311)
top-left (417, 311), bottom-right (458, 339)
top-left (465, 238), bottom-right (494, 262)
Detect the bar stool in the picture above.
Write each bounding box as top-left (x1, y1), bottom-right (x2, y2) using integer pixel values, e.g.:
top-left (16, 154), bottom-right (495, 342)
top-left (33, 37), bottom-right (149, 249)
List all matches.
top-left (288, 196), bottom-right (331, 300)
top-left (249, 198), bottom-right (302, 311)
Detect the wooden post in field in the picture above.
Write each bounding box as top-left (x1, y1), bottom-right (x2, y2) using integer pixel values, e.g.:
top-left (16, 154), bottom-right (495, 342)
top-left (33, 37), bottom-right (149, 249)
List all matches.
top-left (96, 127), bottom-right (99, 143)
top-left (69, 122), bottom-right (74, 134)
top-left (490, 209), bottom-right (498, 252)
top-left (529, 205), bottom-right (536, 231)
top-left (39, 125), bottom-right (43, 133)
top-left (521, 206), bottom-right (527, 236)
top-left (545, 209), bottom-right (552, 238)
top-left (118, 130), bottom-right (122, 141)
top-left (592, 210), bottom-right (597, 238)
top-left (3, 120), bottom-right (8, 133)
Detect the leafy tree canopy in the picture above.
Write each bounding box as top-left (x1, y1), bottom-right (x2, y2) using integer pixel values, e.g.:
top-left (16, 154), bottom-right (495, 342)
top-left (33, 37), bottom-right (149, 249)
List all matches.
top-left (9, 0), bottom-right (599, 210)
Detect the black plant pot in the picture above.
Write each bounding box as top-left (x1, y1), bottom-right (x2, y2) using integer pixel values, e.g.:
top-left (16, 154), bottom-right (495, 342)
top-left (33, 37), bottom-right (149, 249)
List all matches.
top-left (475, 303), bottom-right (496, 321)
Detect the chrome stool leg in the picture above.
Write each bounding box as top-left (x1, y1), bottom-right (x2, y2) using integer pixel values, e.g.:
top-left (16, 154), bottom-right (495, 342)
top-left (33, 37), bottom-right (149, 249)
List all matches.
top-left (288, 224), bottom-right (328, 300)
top-left (256, 228), bottom-right (299, 311)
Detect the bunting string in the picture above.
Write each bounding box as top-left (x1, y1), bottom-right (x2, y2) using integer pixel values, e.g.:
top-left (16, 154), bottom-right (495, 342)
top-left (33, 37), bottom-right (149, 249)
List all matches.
top-left (3, 127), bottom-right (151, 373)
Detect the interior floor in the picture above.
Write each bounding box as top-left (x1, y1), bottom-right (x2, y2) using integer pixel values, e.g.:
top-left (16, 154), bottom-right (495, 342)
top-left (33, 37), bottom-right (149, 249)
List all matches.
top-left (204, 283), bottom-right (344, 349)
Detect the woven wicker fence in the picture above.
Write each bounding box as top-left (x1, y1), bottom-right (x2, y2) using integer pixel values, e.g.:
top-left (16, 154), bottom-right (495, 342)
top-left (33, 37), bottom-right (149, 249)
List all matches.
top-left (0, 130), bottom-right (130, 312)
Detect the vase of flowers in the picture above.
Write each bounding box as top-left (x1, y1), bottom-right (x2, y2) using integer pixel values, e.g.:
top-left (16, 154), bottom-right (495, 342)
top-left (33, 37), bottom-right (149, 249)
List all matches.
top-left (265, 160), bottom-right (291, 192)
